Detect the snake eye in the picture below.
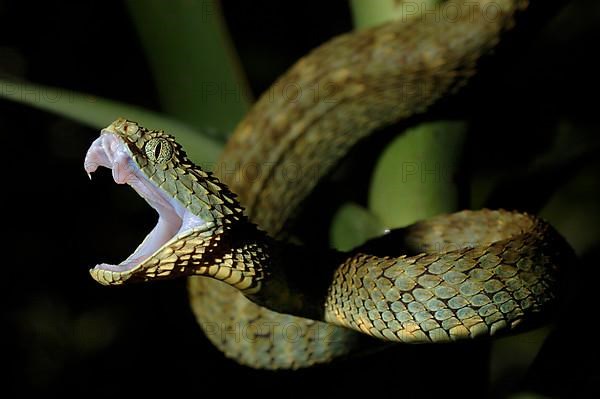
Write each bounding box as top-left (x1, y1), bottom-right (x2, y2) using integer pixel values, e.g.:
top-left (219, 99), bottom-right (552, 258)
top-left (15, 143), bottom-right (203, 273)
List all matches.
top-left (144, 138), bottom-right (173, 163)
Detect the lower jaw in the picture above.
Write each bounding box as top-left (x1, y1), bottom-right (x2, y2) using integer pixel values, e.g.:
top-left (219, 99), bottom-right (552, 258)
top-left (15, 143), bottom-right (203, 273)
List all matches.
top-left (89, 221), bottom-right (215, 286)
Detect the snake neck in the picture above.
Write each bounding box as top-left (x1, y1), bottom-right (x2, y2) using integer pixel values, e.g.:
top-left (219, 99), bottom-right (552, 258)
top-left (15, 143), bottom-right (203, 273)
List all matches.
top-left (185, 221), bottom-right (343, 321)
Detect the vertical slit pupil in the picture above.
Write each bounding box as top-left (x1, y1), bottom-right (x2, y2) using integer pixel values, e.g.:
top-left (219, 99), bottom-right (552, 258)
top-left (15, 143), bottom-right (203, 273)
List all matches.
top-left (154, 141), bottom-right (162, 159)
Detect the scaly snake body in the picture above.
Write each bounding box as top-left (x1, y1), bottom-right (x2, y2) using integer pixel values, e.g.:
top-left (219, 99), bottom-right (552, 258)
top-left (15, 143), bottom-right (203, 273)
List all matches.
top-left (84, 0), bottom-right (574, 369)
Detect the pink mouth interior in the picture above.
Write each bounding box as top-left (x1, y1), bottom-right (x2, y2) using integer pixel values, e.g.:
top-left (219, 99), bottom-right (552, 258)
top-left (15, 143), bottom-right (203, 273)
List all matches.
top-left (84, 132), bottom-right (206, 273)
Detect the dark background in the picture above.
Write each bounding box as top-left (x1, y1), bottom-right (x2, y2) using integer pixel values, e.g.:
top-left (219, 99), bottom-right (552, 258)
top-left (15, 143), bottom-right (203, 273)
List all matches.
top-left (2, 1), bottom-right (599, 397)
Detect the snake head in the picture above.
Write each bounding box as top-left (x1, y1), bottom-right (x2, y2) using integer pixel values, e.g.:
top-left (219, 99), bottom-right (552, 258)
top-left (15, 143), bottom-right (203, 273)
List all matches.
top-left (84, 118), bottom-right (245, 286)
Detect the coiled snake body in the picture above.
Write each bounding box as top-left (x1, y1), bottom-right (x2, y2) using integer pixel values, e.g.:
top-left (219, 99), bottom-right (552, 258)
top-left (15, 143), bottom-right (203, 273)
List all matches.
top-left (84, 0), bottom-right (574, 369)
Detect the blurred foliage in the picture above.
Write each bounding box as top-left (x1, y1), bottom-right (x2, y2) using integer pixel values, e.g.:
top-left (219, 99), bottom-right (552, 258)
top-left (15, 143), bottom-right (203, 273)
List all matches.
top-left (0, 78), bottom-right (222, 164)
top-left (125, 0), bottom-right (251, 136)
top-left (367, 121), bottom-right (467, 228)
top-left (330, 202), bottom-right (385, 251)
top-left (351, 0), bottom-right (444, 27)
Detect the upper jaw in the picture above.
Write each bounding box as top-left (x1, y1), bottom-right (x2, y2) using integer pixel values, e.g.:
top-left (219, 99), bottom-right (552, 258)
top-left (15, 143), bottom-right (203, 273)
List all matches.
top-left (84, 130), bottom-right (136, 183)
top-left (84, 132), bottom-right (209, 284)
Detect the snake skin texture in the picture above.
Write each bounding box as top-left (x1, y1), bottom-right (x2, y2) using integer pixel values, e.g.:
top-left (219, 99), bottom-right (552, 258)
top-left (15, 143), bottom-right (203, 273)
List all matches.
top-left (190, 0), bottom-right (537, 368)
top-left (86, 0), bottom-right (574, 370)
top-left (324, 210), bottom-right (568, 342)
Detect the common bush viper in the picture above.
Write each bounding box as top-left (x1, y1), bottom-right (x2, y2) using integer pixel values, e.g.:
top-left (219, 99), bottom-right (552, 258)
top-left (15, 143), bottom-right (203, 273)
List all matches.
top-left (84, 0), bottom-right (574, 369)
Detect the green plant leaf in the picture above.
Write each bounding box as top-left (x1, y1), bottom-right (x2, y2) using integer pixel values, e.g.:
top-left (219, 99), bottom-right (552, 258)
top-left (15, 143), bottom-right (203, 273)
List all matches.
top-left (368, 121), bottom-right (467, 228)
top-left (350, 0), bottom-right (444, 28)
top-left (540, 158), bottom-right (600, 256)
top-left (0, 78), bottom-right (222, 165)
top-left (330, 202), bottom-right (386, 251)
top-left (126, 0), bottom-right (251, 136)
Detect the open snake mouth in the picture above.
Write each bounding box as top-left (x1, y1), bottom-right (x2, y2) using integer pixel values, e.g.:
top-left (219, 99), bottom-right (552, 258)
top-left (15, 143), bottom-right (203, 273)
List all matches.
top-left (84, 132), bottom-right (208, 275)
